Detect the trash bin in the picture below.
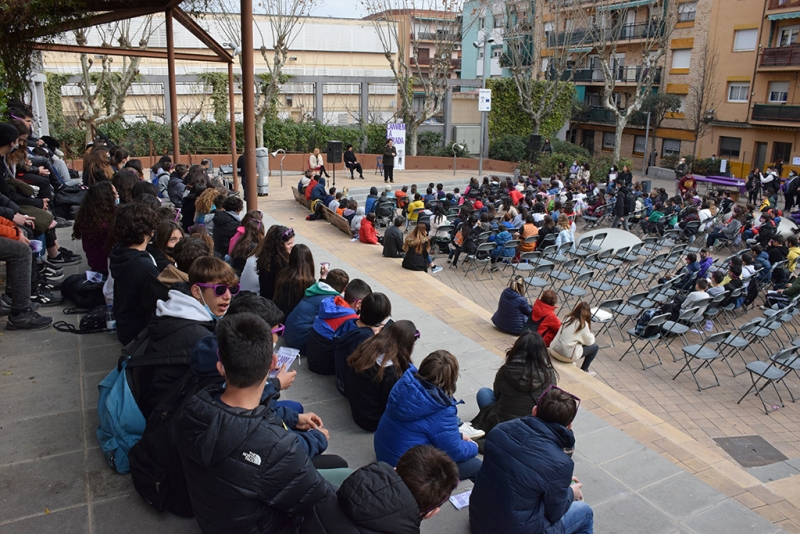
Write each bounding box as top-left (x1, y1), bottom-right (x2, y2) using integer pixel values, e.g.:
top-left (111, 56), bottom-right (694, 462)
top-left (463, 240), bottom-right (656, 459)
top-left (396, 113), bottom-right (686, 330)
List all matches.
top-left (255, 147), bottom-right (269, 196)
top-left (642, 180), bottom-right (652, 194)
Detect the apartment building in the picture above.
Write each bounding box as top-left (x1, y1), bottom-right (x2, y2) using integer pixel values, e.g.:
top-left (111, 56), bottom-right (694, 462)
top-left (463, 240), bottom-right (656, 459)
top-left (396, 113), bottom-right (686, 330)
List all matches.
top-left (699, 0), bottom-right (800, 178)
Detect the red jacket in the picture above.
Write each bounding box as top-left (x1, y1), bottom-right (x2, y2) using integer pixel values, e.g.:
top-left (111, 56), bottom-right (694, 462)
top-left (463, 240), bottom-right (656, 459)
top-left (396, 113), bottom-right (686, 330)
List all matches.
top-left (0, 217), bottom-right (21, 241)
top-left (305, 178), bottom-right (318, 200)
top-left (531, 299), bottom-right (562, 346)
top-left (359, 219), bottom-right (379, 244)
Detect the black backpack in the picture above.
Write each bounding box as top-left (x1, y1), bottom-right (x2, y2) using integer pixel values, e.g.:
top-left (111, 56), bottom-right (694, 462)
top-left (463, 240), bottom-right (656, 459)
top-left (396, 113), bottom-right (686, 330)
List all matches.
top-left (53, 305), bottom-right (109, 334)
top-left (128, 371), bottom-right (222, 517)
top-left (743, 280), bottom-right (760, 307)
top-left (60, 274), bottom-right (106, 309)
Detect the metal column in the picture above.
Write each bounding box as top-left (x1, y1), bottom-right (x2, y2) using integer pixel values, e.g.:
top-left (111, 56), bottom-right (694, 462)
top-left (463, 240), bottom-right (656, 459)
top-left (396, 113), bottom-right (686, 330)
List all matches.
top-left (241, 0), bottom-right (258, 210)
top-left (443, 86), bottom-right (452, 146)
top-left (315, 82), bottom-right (324, 123)
top-left (166, 9), bottom-right (180, 163)
top-left (228, 61), bottom-right (239, 192)
top-left (360, 82), bottom-right (369, 123)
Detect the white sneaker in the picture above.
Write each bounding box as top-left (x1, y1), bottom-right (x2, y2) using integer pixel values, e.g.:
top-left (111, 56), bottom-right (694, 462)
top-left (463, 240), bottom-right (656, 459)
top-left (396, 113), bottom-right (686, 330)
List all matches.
top-left (459, 422), bottom-right (485, 440)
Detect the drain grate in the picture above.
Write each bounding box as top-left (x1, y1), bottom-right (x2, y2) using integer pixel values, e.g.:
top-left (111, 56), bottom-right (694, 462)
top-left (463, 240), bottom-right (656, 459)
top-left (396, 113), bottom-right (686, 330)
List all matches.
top-left (713, 435), bottom-right (788, 468)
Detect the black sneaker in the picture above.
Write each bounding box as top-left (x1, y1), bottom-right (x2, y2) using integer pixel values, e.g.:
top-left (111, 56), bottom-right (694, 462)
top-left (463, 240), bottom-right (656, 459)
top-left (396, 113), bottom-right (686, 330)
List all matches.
top-left (40, 279), bottom-right (62, 291)
top-left (47, 252), bottom-right (81, 266)
top-left (31, 289), bottom-right (64, 307)
top-left (39, 263), bottom-right (64, 281)
top-left (7, 309), bottom-right (53, 330)
top-left (58, 247), bottom-right (81, 261)
top-left (0, 294), bottom-right (40, 312)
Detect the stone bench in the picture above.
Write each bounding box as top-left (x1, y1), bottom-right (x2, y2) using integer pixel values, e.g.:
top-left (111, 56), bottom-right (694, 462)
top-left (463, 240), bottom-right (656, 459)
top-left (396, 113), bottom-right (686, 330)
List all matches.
top-left (322, 207), bottom-right (354, 237)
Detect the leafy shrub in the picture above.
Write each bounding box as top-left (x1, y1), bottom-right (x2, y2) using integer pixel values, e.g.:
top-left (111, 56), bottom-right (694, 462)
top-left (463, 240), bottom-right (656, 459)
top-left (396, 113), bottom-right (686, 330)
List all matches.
top-left (550, 139), bottom-right (591, 162)
top-left (489, 134), bottom-right (528, 162)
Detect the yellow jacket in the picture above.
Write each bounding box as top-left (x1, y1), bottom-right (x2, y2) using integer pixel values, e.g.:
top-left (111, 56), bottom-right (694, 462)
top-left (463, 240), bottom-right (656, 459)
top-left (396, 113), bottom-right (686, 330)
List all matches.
top-left (788, 246), bottom-right (800, 273)
top-left (407, 200), bottom-right (425, 221)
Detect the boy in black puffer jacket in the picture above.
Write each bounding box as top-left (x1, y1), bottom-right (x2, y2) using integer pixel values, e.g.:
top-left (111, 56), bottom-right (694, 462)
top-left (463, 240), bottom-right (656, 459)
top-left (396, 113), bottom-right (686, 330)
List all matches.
top-left (301, 445), bottom-right (459, 534)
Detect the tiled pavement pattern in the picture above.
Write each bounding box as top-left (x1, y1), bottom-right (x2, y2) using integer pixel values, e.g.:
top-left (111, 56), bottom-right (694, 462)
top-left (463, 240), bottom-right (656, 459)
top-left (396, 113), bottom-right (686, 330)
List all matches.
top-left (0, 168), bottom-right (793, 533)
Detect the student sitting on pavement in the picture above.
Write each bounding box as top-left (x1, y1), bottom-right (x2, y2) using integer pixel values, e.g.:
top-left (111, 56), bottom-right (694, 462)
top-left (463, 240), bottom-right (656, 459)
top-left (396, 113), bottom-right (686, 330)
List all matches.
top-left (211, 195), bottom-right (244, 258)
top-left (492, 276), bottom-right (533, 336)
top-left (334, 292), bottom-right (392, 397)
top-left (306, 279), bottom-right (372, 375)
top-left (402, 224), bottom-right (443, 273)
top-left (472, 330), bottom-right (558, 435)
top-left (301, 445), bottom-right (459, 534)
top-left (176, 312), bottom-right (337, 534)
top-left (128, 256), bottom-right (235, 419)
top-left (527, 289), bottom-right (562, 347)
top-left (359, 212), bottom-right (381, 245)
top-left (548, 302), bottom-right (599, 375)
top-left (344, 319), bottom-right (417, 431)
top-left (284, 269), bottom-right (350, 354)
top-left (383, 216), bottom-right (406, 258)
top-left (374, 350), bottom-right (482, 482)
top-left (108, 204), bottom-right (161, 346)
top-left (469, 386), bottom-right (594, 534)
top-left (142, 236), bottom-right (212, 315)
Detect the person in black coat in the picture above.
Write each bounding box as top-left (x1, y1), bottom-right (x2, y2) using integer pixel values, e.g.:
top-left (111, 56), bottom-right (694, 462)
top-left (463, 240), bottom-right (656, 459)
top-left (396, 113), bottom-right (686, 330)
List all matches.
top-left (176, 313), bottom-right (335, 534)
top-left (609, 182), bottom-right (632, 231)
top-left (301, 445), bottom-right (459, 534)
top-left (382, 217), bottom-right (405, 258)
top-left (382, 139), bottom-right (397, 184)
top-left (108, 204), bottom-right (161, 345)
top-left (343, 145), bottom-right (364, 179)
top-left (211, 195), bottom-right (244, 257)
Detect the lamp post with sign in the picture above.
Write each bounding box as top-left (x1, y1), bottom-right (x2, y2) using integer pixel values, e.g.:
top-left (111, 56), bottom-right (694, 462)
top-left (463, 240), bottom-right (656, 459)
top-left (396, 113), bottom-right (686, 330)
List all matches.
top-left (478, 88), bottom-right (491, 177)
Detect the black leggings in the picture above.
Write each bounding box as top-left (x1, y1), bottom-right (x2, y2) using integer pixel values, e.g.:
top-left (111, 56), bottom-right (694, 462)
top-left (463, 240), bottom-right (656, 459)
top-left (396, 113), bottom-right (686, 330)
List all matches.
top-left (580, 343), bottom-right (599, 371)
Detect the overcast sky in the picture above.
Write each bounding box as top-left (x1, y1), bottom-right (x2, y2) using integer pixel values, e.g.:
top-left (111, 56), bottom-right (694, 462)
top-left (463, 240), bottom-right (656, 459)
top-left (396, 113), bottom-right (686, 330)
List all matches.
top-left (309, 0), bottom-right (365, 19)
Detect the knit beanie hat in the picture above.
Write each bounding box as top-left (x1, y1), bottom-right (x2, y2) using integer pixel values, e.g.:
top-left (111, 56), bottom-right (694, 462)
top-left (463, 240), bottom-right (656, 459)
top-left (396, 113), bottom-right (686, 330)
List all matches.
top-left (0, 123), bottom-right (19, 147)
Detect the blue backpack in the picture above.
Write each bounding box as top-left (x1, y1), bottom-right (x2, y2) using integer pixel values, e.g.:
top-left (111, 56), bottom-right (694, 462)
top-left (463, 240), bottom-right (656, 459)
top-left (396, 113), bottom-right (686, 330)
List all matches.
top-left (634, 309), bottom-right (659, 337)
top-left (96, 346), bottom-right (147, 474)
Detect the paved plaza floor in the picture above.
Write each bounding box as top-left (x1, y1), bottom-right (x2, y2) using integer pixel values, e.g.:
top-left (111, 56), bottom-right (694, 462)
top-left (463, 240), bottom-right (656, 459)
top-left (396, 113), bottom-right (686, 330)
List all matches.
top-left (0, 169), bottom-right (798, 533)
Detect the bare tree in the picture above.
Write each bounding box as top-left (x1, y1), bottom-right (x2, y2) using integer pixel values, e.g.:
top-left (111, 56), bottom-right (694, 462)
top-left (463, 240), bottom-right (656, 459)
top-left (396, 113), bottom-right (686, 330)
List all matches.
top-left (363, 0), bottom-right (484, 156)
top-left (686, 42), bottom-right (719, 159)
top-left (503, 0), bottom-right (591, 134)
top-left (73, 16), bottom-right (158, 145)
top-left (213, 0), bottom-right (316, 148)
top-left (640, 92), bottom-right (681, 156)
top-left (574, 0), bottom-right (678, 161)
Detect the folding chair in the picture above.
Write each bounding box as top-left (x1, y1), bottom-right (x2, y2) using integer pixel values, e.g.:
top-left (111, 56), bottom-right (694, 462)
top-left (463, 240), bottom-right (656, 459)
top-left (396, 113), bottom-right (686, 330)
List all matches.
top-left (661, 306), bottom-right (706, 362)
top-left (737, 347), bottom-right (799, 415)
top-left (619, 312), bottom-right (670, 370)
top-left (719, 287), bottom-right (745, 326)
top-left (558, 271), bottom-right (594, 312)
top-left (495, 239), bottom-right (520, 272)
top-left (430, 225), bottom-right (453, 257)
top-left (617, 242), bottom-right (643, 262)
top-left (591, 299), bottom-right (622, 348)
top-left (719, 319), bottom-right (763, 377)
top-left (587, 232), bottom-right (607, 251)
top-left (587, 267), bottom-right (620, 305)
top-left (625, 263), bottom-right (651, 292)
top-left (672, 331), bottom-right (731, 391)
top-left (548, 258), bottom-right (579, 290)
top-left (509, 251), bottom-right (552, 280)
top-left (571, 236), bottom-right (594, 259)
top-left (524, 264), bottom-right (555, 296)
top-left (641, 236), bottom-right (661, 254)
top-left (463, 242), bottom-right (496, 281)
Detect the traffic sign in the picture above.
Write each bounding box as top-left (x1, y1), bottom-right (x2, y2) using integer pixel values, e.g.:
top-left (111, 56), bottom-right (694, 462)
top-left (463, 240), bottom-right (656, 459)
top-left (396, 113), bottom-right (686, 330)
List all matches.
top-left (478, 88), bottom-right (492, 112)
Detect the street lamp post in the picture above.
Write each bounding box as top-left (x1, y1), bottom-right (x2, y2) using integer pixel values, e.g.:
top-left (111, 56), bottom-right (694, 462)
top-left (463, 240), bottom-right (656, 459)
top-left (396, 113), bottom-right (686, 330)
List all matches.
top-left (271, 149), bottom-right (286, 187)
top-left (474, 35), bottom-right (495, 177)
top-left (642, 112), bottom-right (651, 177)
top-left (452, 143), bottom-right (464, 176)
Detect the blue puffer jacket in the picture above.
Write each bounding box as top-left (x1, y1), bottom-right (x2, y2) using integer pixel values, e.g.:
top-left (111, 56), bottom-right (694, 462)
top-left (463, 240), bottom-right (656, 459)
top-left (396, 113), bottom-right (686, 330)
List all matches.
top-left (491, 288), bottom-right (533, 335)
top-left (469, 416), bottom-right (576, 534)
top-left (284, 282), bottom-right (341, 352)
top-left (491, 231), bottom-right (517, 259)
top-left (374, 366), bottom-right (478, 467)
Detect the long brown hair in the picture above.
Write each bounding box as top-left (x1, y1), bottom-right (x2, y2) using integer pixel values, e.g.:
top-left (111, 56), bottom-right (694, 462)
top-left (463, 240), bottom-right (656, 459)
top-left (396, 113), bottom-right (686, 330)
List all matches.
top-left (83, 147), bottom-right (113, 185)
top-left (254, 224), bottom-right (291, 274)
top-left (272, 244), bottom-right (315, 313)
top-left (347, 319), bottom-right (417, 380)
top-left (563, 301), bottom-right (591, 331)
top-left (154, 220), bottom-right (184, 263)
top-left (403, 224), bottom-right (429, 255)
top-left (195, 188), bottom-right (221, 215)
top-left (231, 214), bottom-right (265, 261)
top-left (417, 350), bottom-right (459, 397)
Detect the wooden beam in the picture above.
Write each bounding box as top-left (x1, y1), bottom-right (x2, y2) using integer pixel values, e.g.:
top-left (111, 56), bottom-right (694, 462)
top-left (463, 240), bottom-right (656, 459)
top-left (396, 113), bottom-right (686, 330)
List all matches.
top-left (172, 8), bottom-right (233, 63)
top-left (33, 42), bottom-right (229, 63)
top-left (31, 7), bottom-right (164, 38)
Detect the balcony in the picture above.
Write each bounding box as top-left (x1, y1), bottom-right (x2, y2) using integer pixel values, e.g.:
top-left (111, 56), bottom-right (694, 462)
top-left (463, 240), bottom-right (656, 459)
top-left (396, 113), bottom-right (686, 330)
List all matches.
top-left (559, 66), bottom-right (661, 85)
top-left (573, 106), bottom-right (650, 126)
top-left (752, 103), bottom-right (800, 122)
top-left (411, 57), bottom-right (461, 69)
top-left (760, 45), bottom-right (800, 68)
top-left (768, 0), bottom-right (800, 10)
top-left (546, 21), bottom-right (663, 48)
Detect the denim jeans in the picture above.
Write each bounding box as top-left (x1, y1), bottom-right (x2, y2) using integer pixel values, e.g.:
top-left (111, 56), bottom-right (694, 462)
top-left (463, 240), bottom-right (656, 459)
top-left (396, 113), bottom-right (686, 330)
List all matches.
top-left (476, 387), bottom-right (497, 410)
top-left (276, 400), bottom-right (304, 414)
top-left (457, 456), bottom-right (483, 481)
top-left (558, 500), bottom-right (594, 534)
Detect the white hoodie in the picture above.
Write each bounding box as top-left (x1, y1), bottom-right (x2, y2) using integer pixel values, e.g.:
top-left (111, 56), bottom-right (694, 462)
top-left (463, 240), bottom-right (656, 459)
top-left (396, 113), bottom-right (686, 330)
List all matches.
top-left (156, 289), bottom-right (212, 322)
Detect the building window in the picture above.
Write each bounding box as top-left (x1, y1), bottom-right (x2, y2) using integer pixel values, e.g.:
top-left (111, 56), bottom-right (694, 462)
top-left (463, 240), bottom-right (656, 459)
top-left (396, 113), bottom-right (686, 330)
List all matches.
top-left (719, 136), bottom-right (742, 158)
top-left (662, 138), bottom-right (681, 157)
top-left (676, 95), bottom-right (687, 113)
top-left (494, 16), bottom-right (504, 28)
top-left (727, 83), bottom-right (750, 102)
top-left (671, 49), bottom-right (692, 70)
top-left (779, 26), bottom-right (800, 47)
top-left (733, 29), bottom-right (758, 51)
top-left (602, 132), bottom-right (616, 150)
top-left (769, 81), bottom-right (790, 103)
top-left (634, 135), bottom-right (647, 155)
top-left (678, 2), bottom-right (697, 22)
top-left (479, 17), bottom-right (485, 30)
top-left (774, 142), bottom-right (792, 164)
top-left (286, 96), bottom-right (293, 107)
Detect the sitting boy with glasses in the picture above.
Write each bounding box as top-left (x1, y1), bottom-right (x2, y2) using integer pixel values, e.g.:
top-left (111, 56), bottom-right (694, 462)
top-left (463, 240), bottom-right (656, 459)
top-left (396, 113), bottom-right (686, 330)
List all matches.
top-left (470, 385), bottom-right (594, 534)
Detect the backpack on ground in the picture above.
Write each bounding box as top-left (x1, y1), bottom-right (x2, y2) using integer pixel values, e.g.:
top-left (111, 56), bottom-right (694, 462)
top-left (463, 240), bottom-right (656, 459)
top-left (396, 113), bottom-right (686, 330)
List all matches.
top-left (634, 308), bottom-right (659, 337)
top-left (128, 371), bottom-right (221, 517)
top-left (96, 358), bottom-right (146, 474)
top-left (53, 184), bottom-right (88, 220)
top-left (53, 305), bottom-right (109, 334)
top-left (60, 273), bottom-right (106, 309)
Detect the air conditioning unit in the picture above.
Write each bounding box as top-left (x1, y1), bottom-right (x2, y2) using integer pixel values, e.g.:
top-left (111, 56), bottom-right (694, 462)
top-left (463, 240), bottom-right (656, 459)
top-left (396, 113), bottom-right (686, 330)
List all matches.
top-left (454, 44), bottom-right (461, 50)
